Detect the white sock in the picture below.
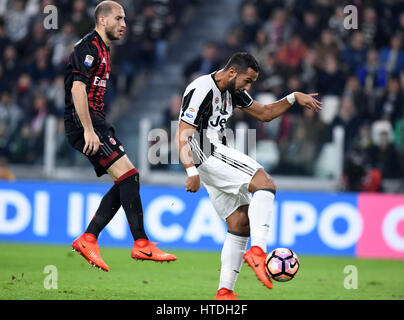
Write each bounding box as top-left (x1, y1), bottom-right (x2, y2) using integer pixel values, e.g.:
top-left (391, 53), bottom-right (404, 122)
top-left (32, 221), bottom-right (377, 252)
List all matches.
top-left (218, 232), bottom-right (249, 291)
top-left (248, 189), bottom-right (275, 252)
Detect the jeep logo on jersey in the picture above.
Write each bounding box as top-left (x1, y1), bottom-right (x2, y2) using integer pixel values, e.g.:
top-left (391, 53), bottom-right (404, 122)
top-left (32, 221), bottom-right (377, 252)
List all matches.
top-left (93, 76), bottom-right (107, 87)
top-left (209, 116), bottom-right (226, 128)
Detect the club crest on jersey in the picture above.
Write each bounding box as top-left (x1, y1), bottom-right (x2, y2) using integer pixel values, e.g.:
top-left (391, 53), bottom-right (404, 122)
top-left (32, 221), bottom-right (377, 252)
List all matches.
top-left (84, 55), bottom-right (94, 67)
top-left (215, 97), bottom-right (220, 104)
top-left (102, 57), bottom-right (106, 64)
top-left (109, 137), bottom-right (116, 145)
top-left (119, 145), bottom-right (124, 152)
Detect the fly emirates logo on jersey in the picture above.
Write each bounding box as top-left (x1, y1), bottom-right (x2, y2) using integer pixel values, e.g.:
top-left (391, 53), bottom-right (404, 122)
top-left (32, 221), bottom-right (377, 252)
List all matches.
top-left (93, 73), bottom-right (109, 88)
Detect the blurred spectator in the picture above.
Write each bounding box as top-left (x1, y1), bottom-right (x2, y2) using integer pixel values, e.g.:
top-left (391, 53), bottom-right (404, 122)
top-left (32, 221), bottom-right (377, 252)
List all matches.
top-left (183, 42), bottom-right (221, 81)
top-left (275, 110), bottom-right (325, 176)
top-left (21, 22), bottom-right (49, 67)
top-left (284, 75), bottom-right (305, 115)
top-left (0, 18), bottom-right (9, 53)
top-left (0, 157), bottom-right (15, 181)
top-left (369, 130), bottom-right (401, 178)
top-left (342, 75), bottom-right (371, 121)
top-left (379, 32), bottom-right (404, 77)
top-left (15, 73), bottom-right (34, 114)
top-left (356, 47), bottom-right (387, 93)
top-left (0, 91), bottom-right (22, 137)
top-left (163, 93), bottom-right (182, 131)
top-left (0, 64), bottom-right (9, 93)
top-left (219, 28), bottom-right (245, 64)
top-left (300, 49), bottom-right (319, 93)
top-left (5, 0), bottom-right (31, 44)
top-left (253, 50), bottom-right (283, 93)
top-left (249, 28), bottom-right (272, 67)
top-left (340, 31), bottom-right (367, 73)
top-left (328, 95), bottom-right (362, 152)
top-left (314, 29), bottom-right (340, 60)
top-left (361, 7), bottom-right (388, 48)
top-left (238, 3), bottom-right (262, 45)
top-left (375, 77), bottom-right (404, 125)
top-left (328, 5), bottom-right (350, 42)
top-left (71, 0), bottom-right (93, 38)
top-left (2, 45), bottom-right (22, 87)
top-left (296, 10), bottom-right (321, 46)
top-left (262, 8), bottom-right (294, 51)
top-left (316, 54), bottom-right (346, 96)
top-left (48, 22), bottom-right (79, 70)
top-left (28, 94), bottom-right (49, 137)
top-left (276, 33), bottom-right (307, 72)
top-left (27, 46), bottom-right (55, 84)
top-left (47, 74), bottom-right (66, 117)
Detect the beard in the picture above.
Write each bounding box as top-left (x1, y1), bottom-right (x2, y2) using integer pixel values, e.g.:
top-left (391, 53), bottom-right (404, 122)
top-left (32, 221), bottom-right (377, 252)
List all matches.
top-left (227, 76), bottom-right (237, 94)
top-left (105, 26), bottom-right (120, 41)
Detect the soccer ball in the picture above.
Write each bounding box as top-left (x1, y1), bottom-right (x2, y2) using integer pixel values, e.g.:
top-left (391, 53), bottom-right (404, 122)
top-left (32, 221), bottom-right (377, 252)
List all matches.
top-left (265, 248), bottom-right (300, 282)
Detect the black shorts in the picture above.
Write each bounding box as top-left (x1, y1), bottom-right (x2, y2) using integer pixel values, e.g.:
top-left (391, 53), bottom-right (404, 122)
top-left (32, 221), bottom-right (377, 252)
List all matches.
top-left (64, 118), bottom-right (126, 177)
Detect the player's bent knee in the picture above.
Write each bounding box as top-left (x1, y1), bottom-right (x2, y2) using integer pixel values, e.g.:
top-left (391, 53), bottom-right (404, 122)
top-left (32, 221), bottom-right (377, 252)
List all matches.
top-left (226, 208), bottom-right (250, 236)
top-left (249, 168), bottom-right (276, 193)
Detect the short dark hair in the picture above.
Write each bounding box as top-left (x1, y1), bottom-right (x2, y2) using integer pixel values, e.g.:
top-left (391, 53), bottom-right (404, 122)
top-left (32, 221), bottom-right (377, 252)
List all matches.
top-left (223, 52), bottom-right (259, 73)
top-left (94, 1), bottom-right (116, 25)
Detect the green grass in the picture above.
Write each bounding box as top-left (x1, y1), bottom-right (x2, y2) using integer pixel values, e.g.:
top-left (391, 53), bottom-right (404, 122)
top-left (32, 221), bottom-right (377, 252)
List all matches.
top-left (0, 243), bottom-right (403, 300)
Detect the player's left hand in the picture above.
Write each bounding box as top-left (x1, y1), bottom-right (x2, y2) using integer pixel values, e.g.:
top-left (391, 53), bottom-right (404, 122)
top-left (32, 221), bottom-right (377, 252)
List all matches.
top-left (185, 175), bottom-right (200, 193)
top-left (295, 92), bottom-right (322, 112)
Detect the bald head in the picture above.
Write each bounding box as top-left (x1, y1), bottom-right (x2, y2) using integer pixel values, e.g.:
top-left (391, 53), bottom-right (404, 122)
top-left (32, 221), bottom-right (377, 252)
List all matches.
top-left (94, 1), bottom-right (123, 26)
top-left (94, 0), bottom-right (126, 43)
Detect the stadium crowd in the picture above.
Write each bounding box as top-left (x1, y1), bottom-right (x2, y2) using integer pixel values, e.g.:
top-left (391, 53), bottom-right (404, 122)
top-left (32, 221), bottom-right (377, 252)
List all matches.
top-left (167, 0), bottom-right (404, 191)
top-left (0, 0), bottom-right (403, 191)
top-left (0, 0), bottom-right (193, 166)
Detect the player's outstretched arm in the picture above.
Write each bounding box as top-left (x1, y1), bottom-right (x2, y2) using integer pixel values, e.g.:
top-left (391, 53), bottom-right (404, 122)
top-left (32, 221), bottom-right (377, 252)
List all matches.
top-left (242, 92), bottom-right (322, 122)
top-left (175, 120), bottom-right (201, 193)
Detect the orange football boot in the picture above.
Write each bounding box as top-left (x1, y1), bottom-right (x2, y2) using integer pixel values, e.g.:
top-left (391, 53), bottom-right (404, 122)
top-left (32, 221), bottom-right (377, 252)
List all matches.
top-left (131, 239), bottom-right (177, 262)
top-left (214, 288), bottom-right (239, 300)
top-left (243, 246), bottom-right (273, 289)
top-left (72, 233), bottom-right (109, 271)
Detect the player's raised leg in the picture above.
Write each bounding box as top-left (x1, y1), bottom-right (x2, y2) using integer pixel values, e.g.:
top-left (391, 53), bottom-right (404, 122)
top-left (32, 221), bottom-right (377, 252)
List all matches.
top-left (215, 205), bottom-right (250, 300)
top-left (243, 168), bottom-right (275, 289)
top-left (108, 155), bottom-right (177, 262)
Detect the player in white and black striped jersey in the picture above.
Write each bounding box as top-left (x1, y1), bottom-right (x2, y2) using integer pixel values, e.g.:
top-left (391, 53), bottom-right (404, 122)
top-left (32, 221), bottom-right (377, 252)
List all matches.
top-left (175, 52), bottom-right (322, 300)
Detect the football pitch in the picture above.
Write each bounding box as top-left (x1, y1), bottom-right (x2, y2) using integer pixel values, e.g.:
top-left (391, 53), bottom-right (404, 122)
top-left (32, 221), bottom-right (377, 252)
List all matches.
top-left (0, 243), bottom-right (403, 300)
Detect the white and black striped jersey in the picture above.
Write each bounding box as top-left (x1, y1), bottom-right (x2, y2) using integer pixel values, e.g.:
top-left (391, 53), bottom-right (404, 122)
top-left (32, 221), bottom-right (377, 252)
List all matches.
top-left (179, 72), bottom-right (254, 165)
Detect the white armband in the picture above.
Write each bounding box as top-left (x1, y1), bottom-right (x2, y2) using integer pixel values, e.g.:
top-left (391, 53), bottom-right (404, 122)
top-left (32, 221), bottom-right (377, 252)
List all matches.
top-left (186, 166), bottom-right (199, 177)
top-left (286, 92), bottom-right (296, 105)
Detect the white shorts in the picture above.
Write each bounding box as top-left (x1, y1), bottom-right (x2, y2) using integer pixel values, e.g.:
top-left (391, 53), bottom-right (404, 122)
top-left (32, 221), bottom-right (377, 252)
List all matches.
top-left (197, 144), bottom-right (263, 221)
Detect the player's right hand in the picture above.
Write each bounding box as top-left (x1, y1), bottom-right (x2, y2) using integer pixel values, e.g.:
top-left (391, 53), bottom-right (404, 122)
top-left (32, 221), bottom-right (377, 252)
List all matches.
top-left (83, 130), bottom-right (104, 156)
top-left (185, 175), bottom-right (200, 193)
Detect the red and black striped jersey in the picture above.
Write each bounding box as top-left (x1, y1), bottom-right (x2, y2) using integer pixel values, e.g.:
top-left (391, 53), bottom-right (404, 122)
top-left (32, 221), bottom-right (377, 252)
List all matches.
top-left (64, 30), bottom-right (111, 125)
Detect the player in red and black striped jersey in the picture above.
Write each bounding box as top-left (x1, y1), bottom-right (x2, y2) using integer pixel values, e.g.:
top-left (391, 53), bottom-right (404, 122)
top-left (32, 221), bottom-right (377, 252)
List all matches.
top-left (64, 28), bottom-right (111, 121)
top-left (65, 1), bottom-right (176, 271)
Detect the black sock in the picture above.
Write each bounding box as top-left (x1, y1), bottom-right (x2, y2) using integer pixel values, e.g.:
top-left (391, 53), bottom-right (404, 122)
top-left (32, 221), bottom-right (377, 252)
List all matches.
top-left (85, 184), bottom-right (121, 238)
top-left (116, 169), bottom-right (148, 241)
